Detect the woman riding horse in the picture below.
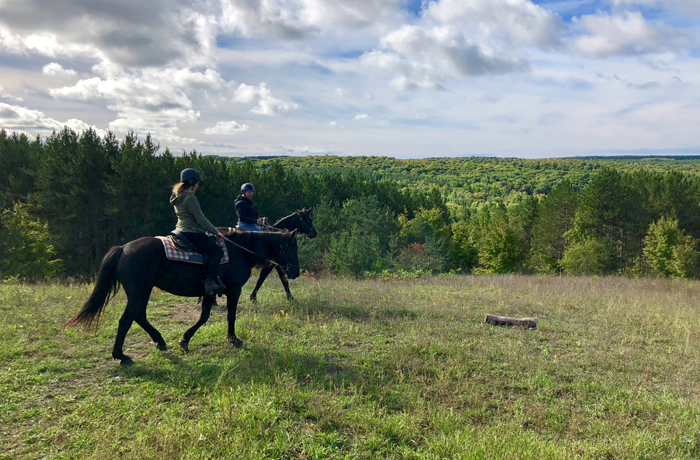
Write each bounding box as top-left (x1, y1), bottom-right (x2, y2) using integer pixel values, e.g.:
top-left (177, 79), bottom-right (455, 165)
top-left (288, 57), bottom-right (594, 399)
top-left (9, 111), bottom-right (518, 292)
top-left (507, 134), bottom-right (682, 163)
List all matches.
top-left (235, 183), bottom-right (265, 232)
top-left (170, 168), bottom-right (226, 295)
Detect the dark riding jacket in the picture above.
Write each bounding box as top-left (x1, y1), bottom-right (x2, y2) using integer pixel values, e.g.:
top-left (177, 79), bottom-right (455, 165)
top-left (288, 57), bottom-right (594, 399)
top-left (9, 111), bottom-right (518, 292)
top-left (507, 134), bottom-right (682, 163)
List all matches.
top-left (235, 195), bottom-right (259, 224)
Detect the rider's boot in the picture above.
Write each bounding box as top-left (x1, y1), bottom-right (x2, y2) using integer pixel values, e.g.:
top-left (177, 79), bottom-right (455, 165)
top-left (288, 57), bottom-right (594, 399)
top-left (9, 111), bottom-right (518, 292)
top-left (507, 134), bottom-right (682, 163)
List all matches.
top-left (204, 278), bottom-right (221, 295)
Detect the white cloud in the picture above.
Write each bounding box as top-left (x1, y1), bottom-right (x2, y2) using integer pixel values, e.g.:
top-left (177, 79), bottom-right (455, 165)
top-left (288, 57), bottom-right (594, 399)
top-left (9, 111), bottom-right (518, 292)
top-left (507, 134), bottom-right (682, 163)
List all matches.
top-left (329, 121), bottom-right (337, 127)
top-left (0, 102), bottom-right (105, 135)
top-left (233, 83), bottom-right (299, 116)
top-left (42, 62), bottom-right (78, 78)
top-left (362, 25), bottom-right (528, 90)
top-left (0, 1), bottom-right (218, 67)
top-left (219, 0), bottom-right (403, 40)
top-left (354, 113), bottom-right (369, 120)
top-left (0, 85), bottom-right (23, 101)
top-left (48, 65), bottom-right (230, 142)
top-left (570, 12), bottom-right (691, 58)
top-left (423, 0), bottom-right (564, 49)
top-left (203, 120), bottom-right (250, 135)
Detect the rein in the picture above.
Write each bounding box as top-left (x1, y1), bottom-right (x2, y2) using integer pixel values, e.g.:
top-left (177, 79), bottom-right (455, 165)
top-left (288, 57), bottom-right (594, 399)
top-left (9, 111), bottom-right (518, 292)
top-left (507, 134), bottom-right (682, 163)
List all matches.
top-left (225, 228), bottom-right (281, 268)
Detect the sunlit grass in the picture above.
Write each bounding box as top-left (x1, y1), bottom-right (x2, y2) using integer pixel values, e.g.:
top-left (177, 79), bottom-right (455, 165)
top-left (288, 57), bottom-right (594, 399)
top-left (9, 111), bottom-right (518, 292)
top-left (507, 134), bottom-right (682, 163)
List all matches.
top-left (1, 275), bottom-right (700, 458)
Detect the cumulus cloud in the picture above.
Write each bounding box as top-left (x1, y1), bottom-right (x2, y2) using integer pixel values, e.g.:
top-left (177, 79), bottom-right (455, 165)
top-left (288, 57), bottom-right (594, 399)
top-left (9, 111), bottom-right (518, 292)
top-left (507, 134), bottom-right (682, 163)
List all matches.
top-left (570, 11), bottom-right (692, 58)
top-left (353, 113), bottom-right (369, 120)
top-left (0, 0), bottom-right (217, 67)
top-left (42, 62), bottom-right (77, 78)
top-left (423, 0), bottom-right (564, 49)
top-left (203, 120), bottom-right (250, 135)
top-left (219, 0), bottom-right (403, 40)
top-left (49, 65), bottom-right (230, 142)
top-left (362, 25), bottom-right (528, 90)
top-left (329, 121), bottom-right (337, 127)
top-left (233, 83), bottom-right (299, 116)
top-left (0, 102), bottom-right (104, 135)
top-left (0, 85), bottom-right (23, 101)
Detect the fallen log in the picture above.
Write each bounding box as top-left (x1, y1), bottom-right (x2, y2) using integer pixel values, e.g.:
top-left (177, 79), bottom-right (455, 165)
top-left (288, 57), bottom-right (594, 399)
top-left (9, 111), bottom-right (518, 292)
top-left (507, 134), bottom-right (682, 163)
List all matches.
top-left (485, 314), bottom-right (537, 329)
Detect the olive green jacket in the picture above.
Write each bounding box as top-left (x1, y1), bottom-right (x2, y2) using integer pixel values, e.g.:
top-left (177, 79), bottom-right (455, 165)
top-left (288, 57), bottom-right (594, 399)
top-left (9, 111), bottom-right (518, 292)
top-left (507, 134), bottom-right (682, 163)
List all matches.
top-left (170, 190), bottom-right (219, 234)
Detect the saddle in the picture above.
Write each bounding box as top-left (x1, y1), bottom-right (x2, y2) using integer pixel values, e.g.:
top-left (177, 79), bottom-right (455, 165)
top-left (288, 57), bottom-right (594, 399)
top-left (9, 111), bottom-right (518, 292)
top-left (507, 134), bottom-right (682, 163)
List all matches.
top-left (170, 230), bottom-right (199, 252)
top-left (155, 231), bottom-right (229, 265)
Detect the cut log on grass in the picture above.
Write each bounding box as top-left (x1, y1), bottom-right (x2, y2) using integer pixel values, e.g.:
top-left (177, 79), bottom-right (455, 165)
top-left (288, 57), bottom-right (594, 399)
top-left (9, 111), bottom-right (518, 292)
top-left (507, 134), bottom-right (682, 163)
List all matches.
top-left (485, 314), bottom-right (537, 329)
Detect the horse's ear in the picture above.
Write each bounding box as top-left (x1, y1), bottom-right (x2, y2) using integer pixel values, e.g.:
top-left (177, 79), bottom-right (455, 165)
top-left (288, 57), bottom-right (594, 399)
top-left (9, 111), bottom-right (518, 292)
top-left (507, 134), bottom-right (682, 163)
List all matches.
top-left (308, 207), bottom-right (313, 217)
top-left (291, 229), bottom-right (298, 237)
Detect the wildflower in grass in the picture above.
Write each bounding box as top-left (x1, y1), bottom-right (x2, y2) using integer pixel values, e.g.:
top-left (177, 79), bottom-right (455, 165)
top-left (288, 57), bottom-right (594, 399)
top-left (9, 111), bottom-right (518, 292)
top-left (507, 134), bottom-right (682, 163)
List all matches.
top-left (323, 324), bottom-right (327, 331)
top-left (253, 315), bottom-right (257, 322)
top-left (668, 347), bottom-right (672, 354)
top-left (66, 296), bottom-right (72, 299)
top-left (355, 325), bottom-right (358, 333)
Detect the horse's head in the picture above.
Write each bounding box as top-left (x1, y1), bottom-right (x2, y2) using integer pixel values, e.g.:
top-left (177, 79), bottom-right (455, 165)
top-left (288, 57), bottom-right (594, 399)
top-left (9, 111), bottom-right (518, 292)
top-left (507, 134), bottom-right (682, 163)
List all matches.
top-left (297, 208), bottom-right (317, 239)
top-left (274, 230), bottom-right (300, 279)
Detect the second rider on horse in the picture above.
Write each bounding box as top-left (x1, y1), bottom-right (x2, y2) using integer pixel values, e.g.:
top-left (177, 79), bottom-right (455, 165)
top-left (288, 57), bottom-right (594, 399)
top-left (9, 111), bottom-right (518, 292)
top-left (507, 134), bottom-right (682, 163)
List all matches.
top-left (171, 168), bottom-right (226, 295)
top-left (235, 183), bottom-right (266, 232)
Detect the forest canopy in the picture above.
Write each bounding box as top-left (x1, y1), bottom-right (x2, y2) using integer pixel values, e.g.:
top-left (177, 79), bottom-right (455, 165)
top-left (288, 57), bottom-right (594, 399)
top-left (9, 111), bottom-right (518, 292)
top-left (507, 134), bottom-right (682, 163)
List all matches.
top-left (4, 128), bottom-right (700, 280)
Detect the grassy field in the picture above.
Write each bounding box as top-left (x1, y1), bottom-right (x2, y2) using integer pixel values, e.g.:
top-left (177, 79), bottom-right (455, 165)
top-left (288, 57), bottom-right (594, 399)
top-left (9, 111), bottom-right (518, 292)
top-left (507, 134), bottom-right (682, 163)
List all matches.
top-left (2, 275), bottom-right (700, 459)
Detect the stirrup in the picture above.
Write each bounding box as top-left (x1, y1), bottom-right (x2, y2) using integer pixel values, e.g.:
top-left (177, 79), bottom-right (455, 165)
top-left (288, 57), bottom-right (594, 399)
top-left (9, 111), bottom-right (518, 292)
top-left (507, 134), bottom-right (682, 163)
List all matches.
top-left (215, 276), bottom-right (227, 291)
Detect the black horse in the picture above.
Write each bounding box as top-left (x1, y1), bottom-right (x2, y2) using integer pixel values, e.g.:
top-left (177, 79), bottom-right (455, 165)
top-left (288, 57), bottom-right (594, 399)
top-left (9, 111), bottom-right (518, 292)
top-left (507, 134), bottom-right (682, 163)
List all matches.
top-left (65, 231), bottom-right (299, 366)
top-left (233, 208), bottom-right (316, 303)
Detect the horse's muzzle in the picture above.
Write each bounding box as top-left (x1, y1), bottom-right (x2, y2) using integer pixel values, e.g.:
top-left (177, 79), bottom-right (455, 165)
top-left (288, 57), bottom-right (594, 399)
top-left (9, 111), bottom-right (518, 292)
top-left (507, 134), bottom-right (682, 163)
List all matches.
top-left (284, 264), bottom-right (300, 279)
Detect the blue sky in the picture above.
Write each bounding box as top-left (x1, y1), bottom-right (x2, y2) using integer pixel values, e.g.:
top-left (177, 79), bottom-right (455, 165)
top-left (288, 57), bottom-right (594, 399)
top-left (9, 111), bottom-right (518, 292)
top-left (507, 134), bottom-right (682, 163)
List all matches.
top-left (0, 0), bottom-right (698, 158)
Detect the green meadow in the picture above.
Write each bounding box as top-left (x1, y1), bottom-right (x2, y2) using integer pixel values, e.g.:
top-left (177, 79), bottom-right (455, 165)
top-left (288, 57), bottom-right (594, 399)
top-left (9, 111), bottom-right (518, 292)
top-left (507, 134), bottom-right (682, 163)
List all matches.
top-left (2, 275), bottom-right (700, 459)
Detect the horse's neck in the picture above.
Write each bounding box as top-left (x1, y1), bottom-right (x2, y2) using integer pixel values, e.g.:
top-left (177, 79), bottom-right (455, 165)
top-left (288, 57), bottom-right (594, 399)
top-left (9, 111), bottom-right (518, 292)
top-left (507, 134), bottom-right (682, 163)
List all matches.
top-left (230, 232), bottom-right (276, 260)
top-left (274, 213), bottom-right (297, 231)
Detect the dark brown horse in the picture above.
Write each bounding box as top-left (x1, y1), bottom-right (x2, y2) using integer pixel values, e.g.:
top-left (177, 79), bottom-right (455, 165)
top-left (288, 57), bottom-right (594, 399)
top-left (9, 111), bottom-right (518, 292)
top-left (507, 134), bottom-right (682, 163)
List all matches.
top-left (239, 208), bottom-right (316, 303)
top-left (65, 231), bottom-right (299, 366)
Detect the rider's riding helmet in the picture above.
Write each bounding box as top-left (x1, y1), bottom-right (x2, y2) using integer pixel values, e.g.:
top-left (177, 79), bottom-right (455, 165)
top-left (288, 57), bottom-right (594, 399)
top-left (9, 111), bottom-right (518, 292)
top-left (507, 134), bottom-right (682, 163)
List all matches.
top-left (241, 183), bottom-right (255, 192)
top-left (181, 168), bottom-right (202, 186)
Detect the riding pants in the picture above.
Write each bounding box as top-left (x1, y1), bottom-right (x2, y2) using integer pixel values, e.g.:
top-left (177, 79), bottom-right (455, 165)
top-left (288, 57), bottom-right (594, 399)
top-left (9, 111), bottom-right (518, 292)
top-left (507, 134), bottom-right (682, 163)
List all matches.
top-left (236, 222), bottom-right (263, 232)
top-left (182, 232), bottom-right (223, 280)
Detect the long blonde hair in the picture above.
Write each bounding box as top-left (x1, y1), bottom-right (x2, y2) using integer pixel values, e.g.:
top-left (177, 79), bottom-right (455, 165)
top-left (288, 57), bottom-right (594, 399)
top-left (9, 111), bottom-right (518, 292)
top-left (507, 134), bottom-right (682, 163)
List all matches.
top-left (172, 181), bottom-right (194, 194)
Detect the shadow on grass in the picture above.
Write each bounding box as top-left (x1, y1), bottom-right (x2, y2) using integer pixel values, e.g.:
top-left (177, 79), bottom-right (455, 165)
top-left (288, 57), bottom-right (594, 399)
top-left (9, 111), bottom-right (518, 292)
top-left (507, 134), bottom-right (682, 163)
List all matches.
top-left (108, 344), bottom-right (410, 412)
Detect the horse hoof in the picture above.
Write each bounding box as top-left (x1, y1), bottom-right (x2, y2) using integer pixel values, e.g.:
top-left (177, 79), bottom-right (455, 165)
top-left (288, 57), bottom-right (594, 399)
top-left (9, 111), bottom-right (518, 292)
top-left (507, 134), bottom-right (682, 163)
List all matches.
top-left (178, 340), bottom-right (189, 353)
top-left (250, 296), bottom-right (258, 304)
top-left (229, 337), bottom-right (244, 349)
top-left (120, 358), bottom-right (134, 367)
top-left (156, 343), bottom-right (167, 351)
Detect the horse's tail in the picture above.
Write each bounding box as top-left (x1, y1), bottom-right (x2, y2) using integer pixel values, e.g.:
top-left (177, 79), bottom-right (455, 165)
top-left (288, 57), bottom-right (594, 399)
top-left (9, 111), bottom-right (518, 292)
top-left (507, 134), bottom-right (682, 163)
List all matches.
top-left (64, 246), bottom-right (123, 331)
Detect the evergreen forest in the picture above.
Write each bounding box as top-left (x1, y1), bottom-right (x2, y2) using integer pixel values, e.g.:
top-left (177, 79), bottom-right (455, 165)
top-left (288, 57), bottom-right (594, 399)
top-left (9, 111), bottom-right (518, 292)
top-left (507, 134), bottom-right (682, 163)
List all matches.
top-left (4, 127), bottom-right (700, 280)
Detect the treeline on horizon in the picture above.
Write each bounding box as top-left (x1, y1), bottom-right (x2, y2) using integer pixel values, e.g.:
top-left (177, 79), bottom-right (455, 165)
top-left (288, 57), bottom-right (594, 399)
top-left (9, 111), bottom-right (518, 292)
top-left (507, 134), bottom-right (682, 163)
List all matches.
top-left (3, 128), bottom-right (700, 281)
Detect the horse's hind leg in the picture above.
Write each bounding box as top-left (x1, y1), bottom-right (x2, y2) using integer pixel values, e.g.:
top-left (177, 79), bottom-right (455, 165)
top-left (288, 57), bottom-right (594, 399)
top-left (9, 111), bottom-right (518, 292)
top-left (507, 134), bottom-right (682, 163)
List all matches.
top-left (250, 264), bottom-right (275, 303)
top-left (277, 267), bottom-right (294, 301)
top-left (178, 295), bottom-right (215, 352)
top-left (112, 291), bottom-right (151, 366)
top-left (135, 312), bottom-right (167, 351)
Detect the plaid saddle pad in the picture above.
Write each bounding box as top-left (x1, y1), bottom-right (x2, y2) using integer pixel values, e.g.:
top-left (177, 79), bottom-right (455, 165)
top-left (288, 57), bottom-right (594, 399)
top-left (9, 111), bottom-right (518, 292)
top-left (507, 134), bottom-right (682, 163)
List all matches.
top-left (155, 236), bottom-right (229, 265)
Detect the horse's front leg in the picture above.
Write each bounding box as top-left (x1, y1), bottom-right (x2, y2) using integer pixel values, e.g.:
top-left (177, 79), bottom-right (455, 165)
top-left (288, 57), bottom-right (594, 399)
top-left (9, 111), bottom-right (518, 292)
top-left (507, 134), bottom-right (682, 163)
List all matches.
top-left (276, 267), bottom-right (294, 301)
top-left (227, 286), bottom-right (244, 348)
top-left (250, 264), bottom-right (275, 303)
top-left (178, 295), bottom-right (215, 352)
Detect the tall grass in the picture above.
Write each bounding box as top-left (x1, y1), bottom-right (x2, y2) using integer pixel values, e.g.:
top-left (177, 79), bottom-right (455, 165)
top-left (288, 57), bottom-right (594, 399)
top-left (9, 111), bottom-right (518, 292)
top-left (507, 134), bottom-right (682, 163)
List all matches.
top-left (1, 275), bottom-right (699, 459)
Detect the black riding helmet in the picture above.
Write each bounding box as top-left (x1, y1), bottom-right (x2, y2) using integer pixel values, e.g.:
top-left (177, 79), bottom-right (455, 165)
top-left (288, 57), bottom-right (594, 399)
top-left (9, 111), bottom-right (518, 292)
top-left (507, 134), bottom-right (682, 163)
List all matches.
top-left (241, 183), bottom-right (255, 192)
top-left (181, 168), bottom-right (202, 186)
